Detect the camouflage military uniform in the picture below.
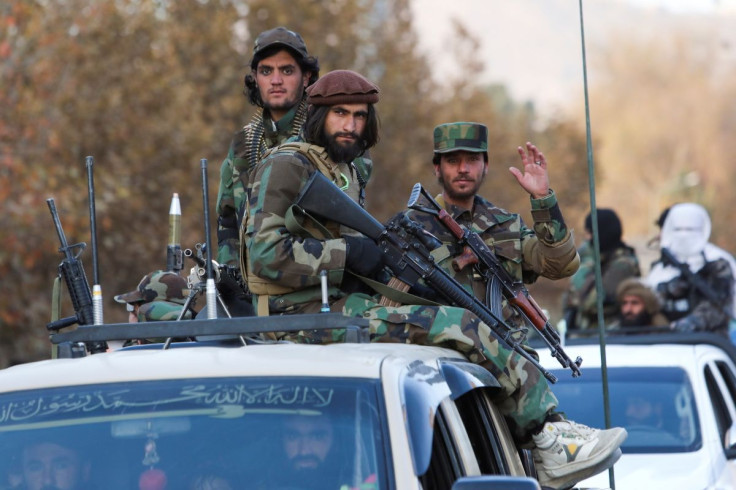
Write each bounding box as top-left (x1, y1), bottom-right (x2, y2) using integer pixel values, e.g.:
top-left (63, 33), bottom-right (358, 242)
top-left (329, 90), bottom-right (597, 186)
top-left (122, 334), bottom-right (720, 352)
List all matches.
top-left (216, 101), bottom-right (309, 266)
top-left (564, 244), bottom-right (640, 331)
top-left (216, 102), bottom-right (374, 267)
top-left (405, 192), bottom-right (577, 329)
top-left (245, 101), bottom-right (559, 442)
top-left (562, 209), bottom-right (640, 331)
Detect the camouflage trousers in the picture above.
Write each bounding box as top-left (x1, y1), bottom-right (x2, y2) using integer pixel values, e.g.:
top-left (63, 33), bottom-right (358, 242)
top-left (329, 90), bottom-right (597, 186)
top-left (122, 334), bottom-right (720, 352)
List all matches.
top-left (341, 293), bottom-right (558, 443)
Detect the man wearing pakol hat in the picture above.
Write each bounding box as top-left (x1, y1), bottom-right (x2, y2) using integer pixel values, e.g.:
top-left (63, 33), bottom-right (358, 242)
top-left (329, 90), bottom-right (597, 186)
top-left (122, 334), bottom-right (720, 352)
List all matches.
top-left (405, 122), bottom-right (580, 330)
top-left (215, 27), bottom-right (372, 267)
top-left (245, 88), bottom-right (625, 490)
top-left (115, 270), bottom-right (192, 322)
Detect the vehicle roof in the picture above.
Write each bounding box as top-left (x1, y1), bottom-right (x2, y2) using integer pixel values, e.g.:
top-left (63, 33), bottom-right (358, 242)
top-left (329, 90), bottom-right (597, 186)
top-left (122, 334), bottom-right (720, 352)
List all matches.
top-left (0, 341), bottom-right (466, 393)
top-left (538, 332), bottom-right (736, 371)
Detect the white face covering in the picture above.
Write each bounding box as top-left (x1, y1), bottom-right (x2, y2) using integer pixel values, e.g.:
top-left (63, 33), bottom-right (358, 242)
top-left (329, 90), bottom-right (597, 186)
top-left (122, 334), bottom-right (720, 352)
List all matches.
top-left (660, 203), bottom-right (711, 270)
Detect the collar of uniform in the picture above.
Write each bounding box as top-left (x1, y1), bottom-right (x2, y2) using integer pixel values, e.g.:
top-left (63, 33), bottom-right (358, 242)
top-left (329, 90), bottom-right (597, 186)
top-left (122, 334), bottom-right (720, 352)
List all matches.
top-left (438, 193), bottom-right (516, 230)
top-left (263, 103), bottom-right (301, 141)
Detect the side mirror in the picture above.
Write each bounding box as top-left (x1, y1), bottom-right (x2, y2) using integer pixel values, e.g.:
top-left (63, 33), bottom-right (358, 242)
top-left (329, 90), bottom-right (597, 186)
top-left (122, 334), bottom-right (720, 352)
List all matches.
top-left (451, 475), bottom-right (541, 490)
top-left (725, 445), bottom-right (736, 460)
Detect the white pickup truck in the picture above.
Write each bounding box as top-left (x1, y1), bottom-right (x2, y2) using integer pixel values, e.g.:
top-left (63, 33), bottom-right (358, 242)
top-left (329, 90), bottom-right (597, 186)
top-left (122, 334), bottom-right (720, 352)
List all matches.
top-left (0, 314), bottom-right (544, 490)
top-left (540, 332), bottom-right (736, 490)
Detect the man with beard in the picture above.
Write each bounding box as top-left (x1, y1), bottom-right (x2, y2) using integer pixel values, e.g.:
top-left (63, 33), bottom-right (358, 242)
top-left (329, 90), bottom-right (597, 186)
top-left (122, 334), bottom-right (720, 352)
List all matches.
top-left (271, 414), bottom-right (344, 489)
top-left (17, 441), bottom-right (92, 490)
top-left (246, 101), bottom-right (626, 489)
top-left (610, 278), bottom-right (669, 330)
top-left (404, 122), bottom-right (580, 333)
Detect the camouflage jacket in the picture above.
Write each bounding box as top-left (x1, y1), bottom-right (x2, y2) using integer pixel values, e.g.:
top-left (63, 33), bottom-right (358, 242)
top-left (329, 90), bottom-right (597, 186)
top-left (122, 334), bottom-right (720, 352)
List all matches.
top-left (216, 100), bottom-right (374, 267)
top-left (404, 192), bottom-right (579, 327)
top-left (243, 143), bottom-right (367, 314)
top-left (655, 257), bottom-right (733, 335)
top-left (406, 192), bottom-right (579, 288)
top-left (563, 242), bottom-right (641, 331)
top-left (215, 101), bottom-right (309, 266)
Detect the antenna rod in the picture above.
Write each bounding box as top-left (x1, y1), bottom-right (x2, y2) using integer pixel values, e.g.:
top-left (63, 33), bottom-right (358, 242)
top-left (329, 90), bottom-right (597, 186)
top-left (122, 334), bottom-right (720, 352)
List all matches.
top-left (86, 156), bottom-right (103, 325)
top-left (201, 158), bottom-right (217, 319)
top-left (578, 1), bottom-right (614, 487)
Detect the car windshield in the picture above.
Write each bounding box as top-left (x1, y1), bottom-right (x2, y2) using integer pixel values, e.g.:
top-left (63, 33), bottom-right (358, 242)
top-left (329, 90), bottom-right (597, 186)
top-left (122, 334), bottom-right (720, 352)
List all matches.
top-left (550, 366), bottom-right (701, 454)
top-left (0, 377), bottom-right (387, 490)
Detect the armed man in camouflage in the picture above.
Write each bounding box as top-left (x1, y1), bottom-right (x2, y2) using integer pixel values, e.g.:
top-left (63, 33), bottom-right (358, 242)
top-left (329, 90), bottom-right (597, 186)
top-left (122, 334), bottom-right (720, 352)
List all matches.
top-left (216, 27), bottom-right (372, 267)
top-left (244, 70), bottom-right (626, 490)
top-left (405, 122), bottom-right (580, 331)
top-left (562, 208), bottom-right (641, 333)
top-left (115, 270), bottom-right (192, 322)
top-left (215, 27), bottom-right (320, 266)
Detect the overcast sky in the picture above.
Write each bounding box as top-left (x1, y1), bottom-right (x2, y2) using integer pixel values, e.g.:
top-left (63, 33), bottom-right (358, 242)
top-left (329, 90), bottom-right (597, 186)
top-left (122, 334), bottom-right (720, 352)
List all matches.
top-left (410, 0), bottom-right (736, 116)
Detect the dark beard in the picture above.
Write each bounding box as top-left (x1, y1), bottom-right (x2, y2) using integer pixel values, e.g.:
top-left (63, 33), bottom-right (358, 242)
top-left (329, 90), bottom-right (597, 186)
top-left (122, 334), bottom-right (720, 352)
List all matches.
top-left (277, 462), bottom-right (341, 490)
top-left (620, 310), bottom-right (653, 327)
top-left (437, 172), bottom-right (485, 204)
top-left (325, 132), bottom-right (363, 163)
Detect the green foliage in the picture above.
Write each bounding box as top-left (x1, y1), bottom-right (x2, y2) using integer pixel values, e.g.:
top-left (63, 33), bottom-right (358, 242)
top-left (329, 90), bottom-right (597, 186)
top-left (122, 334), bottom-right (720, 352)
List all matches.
top-left (0, 0), bottom-right (589, 365)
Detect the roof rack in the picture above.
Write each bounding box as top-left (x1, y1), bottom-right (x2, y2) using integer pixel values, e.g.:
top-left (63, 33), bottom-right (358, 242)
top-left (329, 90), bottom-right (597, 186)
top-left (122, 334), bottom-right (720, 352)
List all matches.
top-left (50, 313), bottom-right (371, 354)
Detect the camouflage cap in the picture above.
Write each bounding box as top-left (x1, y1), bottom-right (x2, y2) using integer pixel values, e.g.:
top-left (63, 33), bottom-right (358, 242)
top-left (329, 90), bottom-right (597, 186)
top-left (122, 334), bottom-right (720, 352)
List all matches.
top-left (114, 270), bottom-right (189, 306)
top-left (250, 27), bottom-right (309, 68)
top-left (433, 122), bottom-right (488, 154)
top-left (137, 301), bottom-right (192, 322)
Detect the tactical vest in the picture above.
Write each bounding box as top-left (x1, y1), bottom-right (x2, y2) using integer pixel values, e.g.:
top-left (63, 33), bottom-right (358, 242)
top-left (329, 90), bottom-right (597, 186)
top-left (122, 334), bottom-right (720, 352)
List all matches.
top-left (241, 142), bottom-right (362, 297)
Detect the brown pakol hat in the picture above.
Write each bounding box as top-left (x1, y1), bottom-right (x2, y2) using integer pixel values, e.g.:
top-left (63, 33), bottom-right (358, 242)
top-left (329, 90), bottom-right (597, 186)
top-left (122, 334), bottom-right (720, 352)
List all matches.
top-left (306, 70), bottom-right (379, 106)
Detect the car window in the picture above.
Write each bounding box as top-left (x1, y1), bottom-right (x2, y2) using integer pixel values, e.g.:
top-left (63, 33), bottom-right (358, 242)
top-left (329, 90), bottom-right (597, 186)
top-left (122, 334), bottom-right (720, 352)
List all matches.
top-left (454, 388), bottom-right (512, 476)
top-left (715, 360), bottom-right (736, 408)
top-left (420, 404), bottom-right (464, 490)
top-left (550, 366), bottom-right (702, 453)
top-left (705, 364), bottom-right (733, 446)
top-left (0, 377), bottom-right (387, 490)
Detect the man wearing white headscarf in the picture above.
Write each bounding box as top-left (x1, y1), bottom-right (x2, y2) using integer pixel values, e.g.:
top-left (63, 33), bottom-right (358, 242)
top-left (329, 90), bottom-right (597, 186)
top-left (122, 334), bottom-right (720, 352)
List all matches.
top-left (646, 203), bottom-right (735, 335)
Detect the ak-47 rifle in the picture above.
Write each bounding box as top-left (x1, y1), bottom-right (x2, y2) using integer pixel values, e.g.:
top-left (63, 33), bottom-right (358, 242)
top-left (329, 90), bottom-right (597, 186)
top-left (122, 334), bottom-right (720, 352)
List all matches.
top-left (407, 184), bottom-right (582, 377)
top-left (295, 172), bottom-right (562, 382)
top-left (46, 198), bottom-right (107, 354)
top-left (660, 247), bottom-right (735, 320)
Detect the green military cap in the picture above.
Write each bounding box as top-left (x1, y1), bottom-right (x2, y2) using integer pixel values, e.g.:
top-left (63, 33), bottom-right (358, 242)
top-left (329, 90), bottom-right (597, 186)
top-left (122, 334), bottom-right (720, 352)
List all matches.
top-left (137, 300), bottom-right (192, 322)
top-left (433, 122), bottom-right (488, 154)
top-left (114, 270), bottom-right (189, 306)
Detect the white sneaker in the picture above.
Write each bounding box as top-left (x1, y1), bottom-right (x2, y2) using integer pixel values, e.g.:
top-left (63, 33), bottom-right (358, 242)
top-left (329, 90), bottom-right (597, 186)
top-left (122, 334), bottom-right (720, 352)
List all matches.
top-left (536, 448), bottom-right (622, 489)
top-left (532, 420), bottom-right (627, 481)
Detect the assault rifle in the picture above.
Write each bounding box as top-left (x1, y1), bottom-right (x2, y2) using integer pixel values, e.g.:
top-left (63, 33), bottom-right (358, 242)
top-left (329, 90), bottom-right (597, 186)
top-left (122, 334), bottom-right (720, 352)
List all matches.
top-left (295, 172), bottom-right (561, 382)
top-left (407, 184), bottom-right (582, 377)
top-left (660, 247), bottom-right (735, 320)
top-left (46, 198), bottom-right (107, 353)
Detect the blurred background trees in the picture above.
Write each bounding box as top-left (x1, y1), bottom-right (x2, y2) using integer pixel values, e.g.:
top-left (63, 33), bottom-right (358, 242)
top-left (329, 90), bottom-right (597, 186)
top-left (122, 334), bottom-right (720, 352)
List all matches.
top-left (2, 0), bottom-right (732, 365)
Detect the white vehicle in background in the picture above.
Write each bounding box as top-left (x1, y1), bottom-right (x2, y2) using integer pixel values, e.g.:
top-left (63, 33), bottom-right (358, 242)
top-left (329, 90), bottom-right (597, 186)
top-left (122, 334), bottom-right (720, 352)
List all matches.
top-left (540, 332), bottom-right (736, 490)
top-left (0, 315), bottom-right (544, 490)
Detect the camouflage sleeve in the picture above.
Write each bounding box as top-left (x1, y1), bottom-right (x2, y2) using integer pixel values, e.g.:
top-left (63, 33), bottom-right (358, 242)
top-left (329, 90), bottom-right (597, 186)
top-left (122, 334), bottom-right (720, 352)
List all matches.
top-left (216, 143), bottom-right (240, 265)
top-left (579, 252), bottom-right (640, 319)
top-left (520, 190), bottom-right (579, 280)
top-left (246, 154), bottom-right (348, 288)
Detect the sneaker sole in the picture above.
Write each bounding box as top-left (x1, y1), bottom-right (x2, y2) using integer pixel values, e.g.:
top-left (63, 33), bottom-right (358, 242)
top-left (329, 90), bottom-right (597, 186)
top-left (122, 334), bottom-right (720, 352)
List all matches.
top-left (537, 447), bottom-right (622, 490)
top-left (540, 428), bottom-right (627, 478)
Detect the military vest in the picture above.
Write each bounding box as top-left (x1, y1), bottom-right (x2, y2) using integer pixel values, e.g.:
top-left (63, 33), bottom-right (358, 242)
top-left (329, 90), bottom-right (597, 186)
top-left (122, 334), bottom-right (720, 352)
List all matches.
top-left (241, 142), bottom-right (362, 297)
